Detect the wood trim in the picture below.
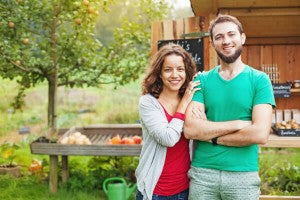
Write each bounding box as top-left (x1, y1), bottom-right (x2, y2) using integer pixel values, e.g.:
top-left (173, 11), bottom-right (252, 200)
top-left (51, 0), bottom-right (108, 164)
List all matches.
top-left (220, 8), bottom-right (300, 17)
top-left (260, 133), bottom-right (300, 148)
top-left (245, 37), bottom-right (300, 45)
top-left (260, 195), bottom-right (300, 200)
top-left (191, 0), bottom-right (300, 16)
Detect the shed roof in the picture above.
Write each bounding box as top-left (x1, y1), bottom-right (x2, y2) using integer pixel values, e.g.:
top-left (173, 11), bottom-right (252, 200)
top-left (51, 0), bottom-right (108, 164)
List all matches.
top-left (190, 0), bottom-right (300, 37)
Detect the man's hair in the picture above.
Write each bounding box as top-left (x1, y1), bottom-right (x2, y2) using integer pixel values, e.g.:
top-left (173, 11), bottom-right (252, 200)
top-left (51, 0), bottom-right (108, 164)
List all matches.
top-left (208, 14), bottom-right (244, 41)
top-left (142, 43), bottom-right (196, 98)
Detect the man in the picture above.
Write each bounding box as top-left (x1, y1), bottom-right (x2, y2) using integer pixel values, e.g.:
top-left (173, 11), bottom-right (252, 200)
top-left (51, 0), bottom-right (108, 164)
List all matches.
top-left (184, 14), bottom-right (275, 200)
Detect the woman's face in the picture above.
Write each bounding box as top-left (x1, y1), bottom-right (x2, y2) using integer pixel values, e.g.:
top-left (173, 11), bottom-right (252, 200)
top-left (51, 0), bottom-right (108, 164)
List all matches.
top-left (160, 54), bottom-right (186, 93)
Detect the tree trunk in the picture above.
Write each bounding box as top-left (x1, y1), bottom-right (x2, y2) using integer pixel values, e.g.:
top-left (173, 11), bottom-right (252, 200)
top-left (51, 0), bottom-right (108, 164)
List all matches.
top-left (47, 73), bottom-right (57, 139)
top-left (47, 1), bottom-right (59, 139)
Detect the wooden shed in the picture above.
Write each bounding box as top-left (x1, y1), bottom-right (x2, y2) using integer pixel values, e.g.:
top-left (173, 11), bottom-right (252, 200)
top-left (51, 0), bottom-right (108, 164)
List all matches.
top-left (151, 0), bottom-right (300, 110)
top-left (150, 1), bottom-right (300, 199)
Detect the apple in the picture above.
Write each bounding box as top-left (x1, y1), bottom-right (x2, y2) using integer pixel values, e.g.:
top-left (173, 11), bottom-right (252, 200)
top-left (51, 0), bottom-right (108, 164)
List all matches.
top-left (111, 134), bottom-right (122, 144)
top-left (82, 0), bottom-right (89, 6)
top-left (8, 22), bottom-right (15, 28)
top-left (122, 137), bottom-right (135, 145)
top-left (132, 136), bottom-right (142, 144)
top-left (22, 38), bottom-right (29, 45)
top-left (74, 18), bottom-right (82, 25)
top-left (15, 60), bottom-right (21, 65)
top-left (87, 6), bottom-right (94, 14)
top-left (94, 10), bottom-right (99, 16)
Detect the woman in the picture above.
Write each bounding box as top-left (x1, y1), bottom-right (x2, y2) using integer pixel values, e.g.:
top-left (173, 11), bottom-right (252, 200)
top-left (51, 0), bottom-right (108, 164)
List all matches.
top-left (135, 43), bottom-right (200, 200)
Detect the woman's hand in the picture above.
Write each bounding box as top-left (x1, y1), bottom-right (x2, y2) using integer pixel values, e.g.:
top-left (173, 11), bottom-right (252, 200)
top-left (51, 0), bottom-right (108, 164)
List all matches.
top-left (177, 80), bottom-right (201, 113)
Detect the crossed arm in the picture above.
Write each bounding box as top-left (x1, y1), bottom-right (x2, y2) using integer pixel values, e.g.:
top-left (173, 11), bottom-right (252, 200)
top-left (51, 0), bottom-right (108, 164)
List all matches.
top-left (183, 101), bottom-right (273, 146)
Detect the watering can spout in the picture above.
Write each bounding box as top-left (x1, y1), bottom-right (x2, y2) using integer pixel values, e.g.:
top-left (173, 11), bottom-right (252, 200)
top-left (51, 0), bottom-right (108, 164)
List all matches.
top-left (126, 183), bottom-right (137, 200)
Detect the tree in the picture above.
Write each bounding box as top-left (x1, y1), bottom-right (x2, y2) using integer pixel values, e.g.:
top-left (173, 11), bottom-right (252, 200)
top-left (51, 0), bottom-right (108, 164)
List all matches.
top-left (0, 0), bottom-right (168, 137)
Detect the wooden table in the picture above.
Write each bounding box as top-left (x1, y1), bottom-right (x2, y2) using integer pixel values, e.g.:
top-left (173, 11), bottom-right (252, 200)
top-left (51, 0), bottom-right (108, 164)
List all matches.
top-left (30, 124), bottom-right (142, 193)
top-left (261, 130), bottom-right (300, 148)
top-left (30, 124), bottom-right (300, 194)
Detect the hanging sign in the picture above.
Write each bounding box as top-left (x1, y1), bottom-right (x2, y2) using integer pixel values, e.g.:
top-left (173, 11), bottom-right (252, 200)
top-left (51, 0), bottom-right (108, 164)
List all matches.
top-left (273, 83), bottom-right (291, 98)
top-left (158, 38), bottom-right (204, 72)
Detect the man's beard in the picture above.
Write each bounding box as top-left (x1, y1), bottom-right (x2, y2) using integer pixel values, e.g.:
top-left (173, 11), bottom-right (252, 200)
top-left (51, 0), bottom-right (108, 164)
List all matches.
top-left (216, 46), bottom-right (243, 64)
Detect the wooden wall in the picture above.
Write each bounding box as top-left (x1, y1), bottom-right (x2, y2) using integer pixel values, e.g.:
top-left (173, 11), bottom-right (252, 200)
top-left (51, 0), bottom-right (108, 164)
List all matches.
top-left (242, 44), bottom-right (300, 109)
top-left (150, 16), bottom-right (213, 70)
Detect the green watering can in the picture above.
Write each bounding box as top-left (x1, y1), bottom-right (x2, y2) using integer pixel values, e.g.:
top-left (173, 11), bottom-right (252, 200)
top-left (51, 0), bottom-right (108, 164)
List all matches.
top-left (103, 177), bottom-right (137, 200)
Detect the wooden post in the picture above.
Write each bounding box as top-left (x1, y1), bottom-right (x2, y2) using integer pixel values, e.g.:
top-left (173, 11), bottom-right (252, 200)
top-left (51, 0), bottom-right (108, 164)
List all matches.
top-left (49, 155), bottom-right (58, 193)
top-left (61, 155), bottom-right (69, 183)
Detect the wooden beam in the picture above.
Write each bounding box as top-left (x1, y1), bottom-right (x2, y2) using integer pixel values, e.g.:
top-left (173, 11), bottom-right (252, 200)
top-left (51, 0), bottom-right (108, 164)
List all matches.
top-left (217, 0), bottom-right (300, 9)
top-left (61, 156), bottom-right (69, 183)
top-left (260, 195), bottom-right (300, 200)
top-left (245, 37), bottom-right (300, 45)
top-left (190, 0), bottom-right (213, 15)
top-left (49, 155), bottom-right (58, 194)
top-left (220, 8), bottom-right (300, 16)
top-left (238, 16), bottom-right (300, 37)
top-left (190, 0), bottom-right (300, 16)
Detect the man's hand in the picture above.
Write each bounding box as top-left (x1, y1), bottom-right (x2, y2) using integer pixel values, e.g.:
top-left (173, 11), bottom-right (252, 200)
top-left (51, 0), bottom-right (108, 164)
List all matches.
top-left (184, 101), bottom-right (251, 141)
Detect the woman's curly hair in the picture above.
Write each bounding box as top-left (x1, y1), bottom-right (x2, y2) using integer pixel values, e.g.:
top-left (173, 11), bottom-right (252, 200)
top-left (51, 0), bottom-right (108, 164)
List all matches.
top-left (142, 43), bottom-right (197, 98)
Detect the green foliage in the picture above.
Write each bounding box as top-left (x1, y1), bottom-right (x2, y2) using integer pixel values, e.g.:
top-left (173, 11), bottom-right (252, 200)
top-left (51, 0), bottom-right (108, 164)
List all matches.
top-left (102, 0), bottom-right (169, 85)
top-left (0, 142), bottom-right (20, 166)
top-left (88, 156), bottom-right (139, 189)
top-left (0, 0), bottom-right (168, 92)
top-left (11, 85), bottom-right (26, 110)
top-left (261, 162), bottom-right (300, 195)
top-left (62, 169), bottom-right (98, 192)
top-left (0, 0), bottom-right (168, 129)
top-left (0, 0), bottom-right (109, 84)
top-left (259, 148), bottom-right (300, 195)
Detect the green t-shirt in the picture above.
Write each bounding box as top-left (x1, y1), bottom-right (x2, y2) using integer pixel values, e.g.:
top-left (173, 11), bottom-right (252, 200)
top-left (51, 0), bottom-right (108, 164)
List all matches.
top-left (192, 65), bottom-right (276, 171)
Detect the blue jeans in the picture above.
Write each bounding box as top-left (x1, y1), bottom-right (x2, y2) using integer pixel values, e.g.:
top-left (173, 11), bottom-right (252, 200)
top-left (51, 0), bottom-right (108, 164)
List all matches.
top-left (135, 189), bottom-right (189, 200)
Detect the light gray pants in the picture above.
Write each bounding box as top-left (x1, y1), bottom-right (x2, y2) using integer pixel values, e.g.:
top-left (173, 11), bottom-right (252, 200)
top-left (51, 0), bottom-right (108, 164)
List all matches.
top-left (188, 166), bottom-right (260, 200)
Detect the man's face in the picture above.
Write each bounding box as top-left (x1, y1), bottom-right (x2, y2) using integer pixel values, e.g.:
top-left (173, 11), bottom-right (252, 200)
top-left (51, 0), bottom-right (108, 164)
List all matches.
top-left (211, 22), bottom-right (246, 64)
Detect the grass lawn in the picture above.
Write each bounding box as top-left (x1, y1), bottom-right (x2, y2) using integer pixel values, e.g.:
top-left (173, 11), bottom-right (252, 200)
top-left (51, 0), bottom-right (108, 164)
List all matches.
top-left (0, 175), bottom-right (106, 200)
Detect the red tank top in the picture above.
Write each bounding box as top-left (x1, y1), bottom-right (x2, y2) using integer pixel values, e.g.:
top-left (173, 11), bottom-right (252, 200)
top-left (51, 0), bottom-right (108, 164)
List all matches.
top-left (153, 106), bottom-right (190, 195)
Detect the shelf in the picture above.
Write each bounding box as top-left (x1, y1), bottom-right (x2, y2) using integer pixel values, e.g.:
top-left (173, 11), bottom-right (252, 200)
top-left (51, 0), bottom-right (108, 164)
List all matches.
top-left (291, 88), bottom-right (300, 93)
top-left (260, 132), bottom-right (300, 148)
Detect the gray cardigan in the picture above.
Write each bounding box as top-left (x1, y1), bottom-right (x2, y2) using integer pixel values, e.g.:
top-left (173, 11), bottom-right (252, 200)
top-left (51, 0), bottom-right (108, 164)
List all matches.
top-left (135, 94), bottom-right (185, 200)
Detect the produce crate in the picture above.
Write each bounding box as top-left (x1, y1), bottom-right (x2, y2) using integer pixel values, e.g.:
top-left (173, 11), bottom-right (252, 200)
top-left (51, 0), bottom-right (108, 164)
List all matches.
top-left (272, 126), bottom-right (300, 137)
top-left (30, 124), bottom-right (142, 156)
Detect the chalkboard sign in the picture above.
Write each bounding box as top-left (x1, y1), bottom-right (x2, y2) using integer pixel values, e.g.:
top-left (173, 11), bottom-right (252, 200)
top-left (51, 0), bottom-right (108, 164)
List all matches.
top-left (158, 38), bottom-right (204, 72)
top-left (273, 83), bottom-right (291, 98)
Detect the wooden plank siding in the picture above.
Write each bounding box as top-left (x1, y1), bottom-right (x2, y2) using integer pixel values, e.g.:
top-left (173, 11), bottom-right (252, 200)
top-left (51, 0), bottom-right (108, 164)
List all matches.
top-left (150, 17), bottom-right (211, 70)
top-left (242, 44), bottom-right (300, 109)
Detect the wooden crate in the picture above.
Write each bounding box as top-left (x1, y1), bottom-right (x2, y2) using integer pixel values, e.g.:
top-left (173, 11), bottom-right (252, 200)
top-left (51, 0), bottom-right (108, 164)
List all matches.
top-left (30, 124), bottom-right (142, 156)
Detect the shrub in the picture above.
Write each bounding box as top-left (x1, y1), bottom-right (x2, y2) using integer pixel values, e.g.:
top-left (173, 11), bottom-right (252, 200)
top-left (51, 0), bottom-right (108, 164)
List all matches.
top-left (260, 160), bottom-right (300, 195)
top-left (88, 156), bottom-right (139, 190)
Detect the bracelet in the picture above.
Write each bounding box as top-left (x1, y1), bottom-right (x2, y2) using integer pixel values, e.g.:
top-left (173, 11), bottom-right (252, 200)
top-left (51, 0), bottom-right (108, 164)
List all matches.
top-left (211, 137), bottom-right (218, 145)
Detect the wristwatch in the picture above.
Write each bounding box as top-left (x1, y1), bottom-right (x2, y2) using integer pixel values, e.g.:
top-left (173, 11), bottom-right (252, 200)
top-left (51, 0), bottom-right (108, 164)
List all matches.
top-left (211, 137), bottom-right (218, 145)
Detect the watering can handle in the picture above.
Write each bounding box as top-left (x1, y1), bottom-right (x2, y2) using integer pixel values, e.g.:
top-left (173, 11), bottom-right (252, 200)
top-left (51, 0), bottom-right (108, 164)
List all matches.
top-left (103, 177), bottom-right (126, 195)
